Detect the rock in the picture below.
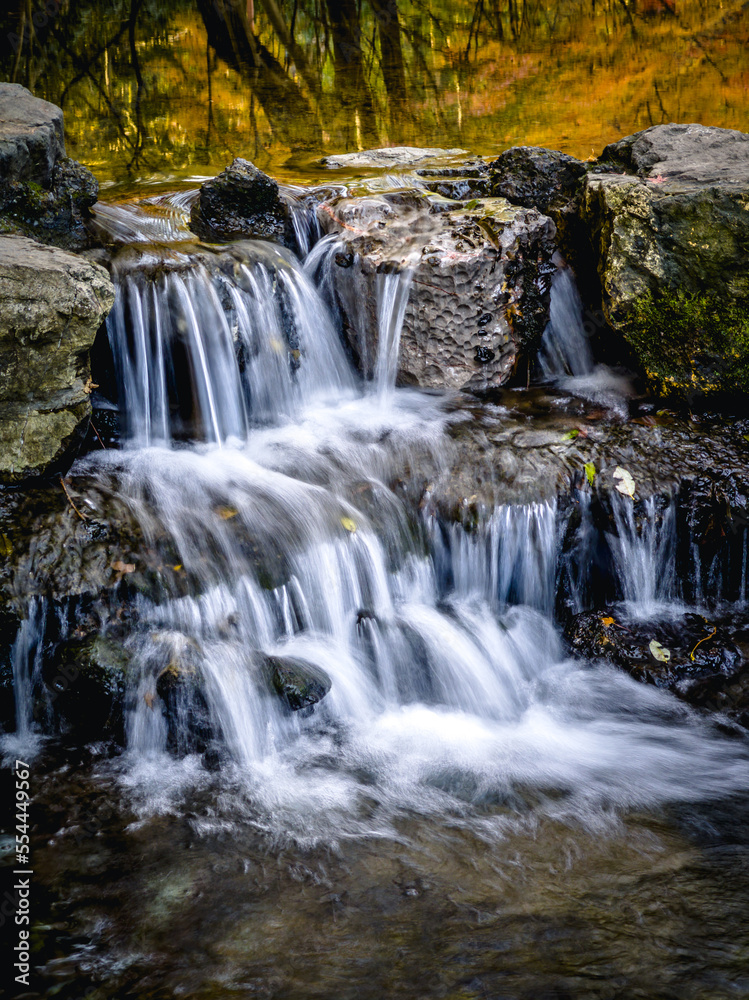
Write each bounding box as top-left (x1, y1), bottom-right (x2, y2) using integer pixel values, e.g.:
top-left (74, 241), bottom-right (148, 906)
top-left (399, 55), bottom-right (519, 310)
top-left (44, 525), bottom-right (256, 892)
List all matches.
top-left (44, 635), bottom-right (130, 740)
top-left (155, 638), bottom-right (211, 754)
top-left (565, 608), bottom-right (749, 722)
top-left (318, 190), bottom-right (556, 390)
top-left (190, 158), bottom-right (295, 247)
top-left (263, 654), bottom-right (332, 711)
top-left (582, 123), bottom-right (749, 400)
top-left (488, 146), bottom-right (589, 282)
top-left (0, 82), bottom-right (65, 185)
top-left (0, 84), bottom-right (100, 250)
top-left (322, 146), bottom-right (468, 169)
top-left (0, 236), bottom-right (115, 483)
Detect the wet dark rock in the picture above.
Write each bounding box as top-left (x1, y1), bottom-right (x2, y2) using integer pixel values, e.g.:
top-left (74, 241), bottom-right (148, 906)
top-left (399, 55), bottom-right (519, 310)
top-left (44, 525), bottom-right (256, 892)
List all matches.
top-left (490, 146), bottom-right (587, 217)
top-left (263, 654), bottom-right (332, 711)
top-left (582, 123), bottom-right (749, 401)
top-left (489, 146), bottom-right (587, 264)
top-left (156, 648), bottom-right (211, 755)
top-left (475, 346), bottom-right (495, 364)
top-left (674, 470), bottom-right (749, 605)
top-left (0, 605), bottom-right (18, 729)
top-left (565, 609), bottom-right (749, 722)
top-left (0, 82), bottom-right (65, 184)
top-left (424, 393), bottom-right (749, 517)
top-left (44, 635), bottom-right (130, 741)
top-left (190, 158), bottom-right (295, 249)
top-left (0, 84), bottom-right (100, 250)
top-left (319, 190), bottom-right (556, 391)
top-left (0, 236), bottom-right (115, 483)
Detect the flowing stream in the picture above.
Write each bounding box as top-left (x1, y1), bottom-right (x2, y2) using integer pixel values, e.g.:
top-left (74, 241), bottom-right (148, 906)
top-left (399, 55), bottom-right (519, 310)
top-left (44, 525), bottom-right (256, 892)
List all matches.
top-left (6, 195), bottom-right (749, 1000)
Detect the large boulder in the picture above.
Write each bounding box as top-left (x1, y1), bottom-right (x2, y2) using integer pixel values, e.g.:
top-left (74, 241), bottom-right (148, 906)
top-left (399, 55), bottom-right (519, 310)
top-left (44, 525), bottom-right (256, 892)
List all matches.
top-left (0, 236), bottom-right (115, 483)
top-left (0, 83), bottom-right (99, 250)
top-left (190, 157), bottom-right (295, 248)
top-left (317, 190), bottom-right (556, 391)
top-left (582, 123), bottom-right (749, 400)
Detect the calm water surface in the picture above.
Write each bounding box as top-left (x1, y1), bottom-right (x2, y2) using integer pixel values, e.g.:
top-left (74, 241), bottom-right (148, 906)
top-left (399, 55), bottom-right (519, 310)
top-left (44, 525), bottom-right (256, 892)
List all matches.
top-left (0, 0), bottom-right (747, 189)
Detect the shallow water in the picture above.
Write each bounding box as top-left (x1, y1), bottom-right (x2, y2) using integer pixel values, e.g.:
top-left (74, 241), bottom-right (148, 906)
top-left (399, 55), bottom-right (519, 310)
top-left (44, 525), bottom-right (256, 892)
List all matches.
top-left (17, 747), bottom-right (749, 1000)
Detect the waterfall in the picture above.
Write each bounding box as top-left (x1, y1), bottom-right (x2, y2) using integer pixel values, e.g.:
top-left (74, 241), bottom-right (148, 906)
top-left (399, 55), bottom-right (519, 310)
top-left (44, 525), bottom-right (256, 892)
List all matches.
top-left (10, 599), bottom-right (46, 738)
top-left (107, 243), bottom-right (354, 444)
top-left (608, 495), bottom-right (677, 613)
top-left (8, 195), bottom-right (749, 834)
top-left (374, 267), bottom-right (414, 400)
top-left (537, 266), bottom-right (595, 379)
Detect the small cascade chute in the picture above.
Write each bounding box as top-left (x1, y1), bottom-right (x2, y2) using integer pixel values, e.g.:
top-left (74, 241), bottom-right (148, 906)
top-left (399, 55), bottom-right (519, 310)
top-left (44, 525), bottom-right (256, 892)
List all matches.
top-left (537, 265), bottom-right (595, 379)
top-left (608, 493), bottom-right (677, 613)
top-left (374, 266), bottom-right (414, 401)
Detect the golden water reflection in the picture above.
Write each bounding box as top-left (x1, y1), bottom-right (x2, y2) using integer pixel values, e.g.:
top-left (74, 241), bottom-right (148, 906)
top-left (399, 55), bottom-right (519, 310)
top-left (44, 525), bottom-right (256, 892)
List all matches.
top-left (1, 0), bottom-right (747, 189)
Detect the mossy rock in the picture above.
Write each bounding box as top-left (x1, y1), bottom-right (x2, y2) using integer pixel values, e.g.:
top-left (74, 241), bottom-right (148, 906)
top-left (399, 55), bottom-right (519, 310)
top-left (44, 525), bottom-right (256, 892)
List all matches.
top-left (627, 290), bottom-right (749, 399)
top-left (263, 654), bottom-right (332, 711)
top-left (44, 635), bottom-right (131, 741)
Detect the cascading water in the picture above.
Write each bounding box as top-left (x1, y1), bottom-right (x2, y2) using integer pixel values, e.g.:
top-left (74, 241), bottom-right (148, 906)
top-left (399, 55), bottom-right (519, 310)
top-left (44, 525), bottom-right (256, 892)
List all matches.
top-left (7, 188), bottom-right (749, 1000)
top-left (537, 265), bottom-right (595, 379)
top-left (107, 242), bottom-right (355, 444)
top-left (538, 263), bottom-right (634, 417)
top-left (374, 267), bottom-right (414, 400)
top-left (7, 196), bottom-right (749, 847)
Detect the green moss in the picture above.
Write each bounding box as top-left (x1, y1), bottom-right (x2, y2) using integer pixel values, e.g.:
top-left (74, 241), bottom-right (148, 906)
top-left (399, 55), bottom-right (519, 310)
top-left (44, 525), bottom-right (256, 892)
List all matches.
top-left (627, 289), bottom-right (749, 399)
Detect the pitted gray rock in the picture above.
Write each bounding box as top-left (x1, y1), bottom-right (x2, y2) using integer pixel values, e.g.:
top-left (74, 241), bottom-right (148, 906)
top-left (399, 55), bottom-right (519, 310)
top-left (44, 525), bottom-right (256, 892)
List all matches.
top-left (317, 190), bottom-right (556, 391)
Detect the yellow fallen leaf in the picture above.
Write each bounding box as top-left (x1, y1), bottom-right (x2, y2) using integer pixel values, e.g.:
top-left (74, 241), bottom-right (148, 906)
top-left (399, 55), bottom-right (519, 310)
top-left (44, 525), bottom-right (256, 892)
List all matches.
top-left (584, 462), bottom-right (596, 486)
top-left (0, 532), bottom-right (12, 557)
top-left (613, 467), bottom-right (636, 498)
top-left (340, 516), bottom-right (357, 533)
top-left (144, 691), bottom-right (155, 709)
top-left (216, 506), bottom-right (238, 520)
top-left (601, 616), bottom-right (615, 627)
top-left (172, 564), bottom-right (183, 572)
top-left (649, 639), bottom-right (671, 663)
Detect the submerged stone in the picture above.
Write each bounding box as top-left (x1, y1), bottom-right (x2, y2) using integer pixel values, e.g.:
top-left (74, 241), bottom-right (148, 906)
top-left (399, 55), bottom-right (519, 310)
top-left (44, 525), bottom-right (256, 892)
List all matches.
top-left (322, 146), bottom-right (468, 170)
top-left (264, 654), bottom-right (332, 711)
